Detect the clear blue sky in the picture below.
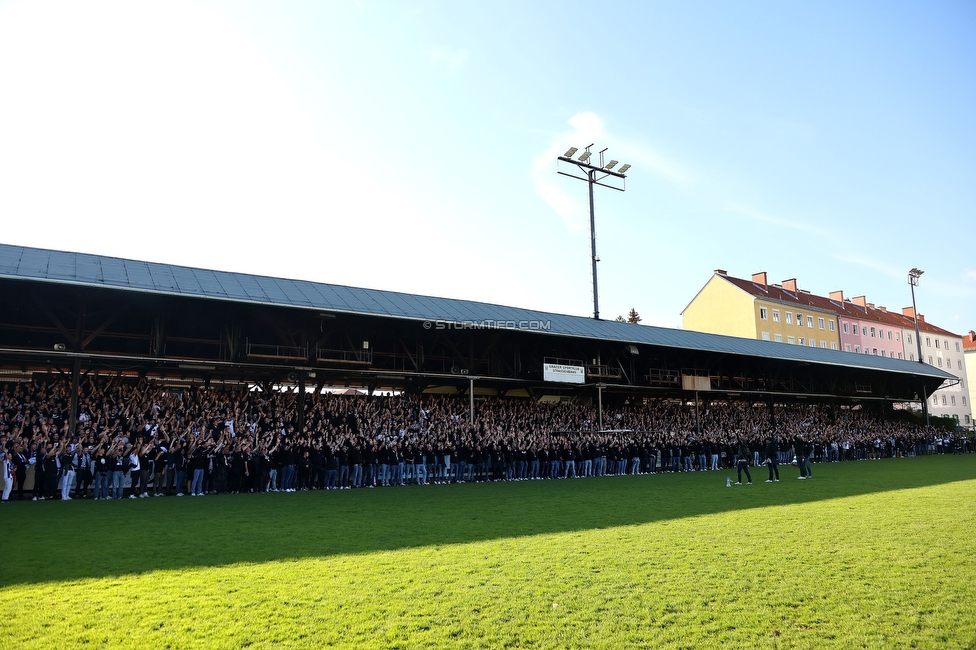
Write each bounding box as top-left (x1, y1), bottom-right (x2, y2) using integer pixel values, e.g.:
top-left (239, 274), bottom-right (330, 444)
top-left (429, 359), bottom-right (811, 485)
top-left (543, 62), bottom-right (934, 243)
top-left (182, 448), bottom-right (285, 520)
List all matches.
top-left (1, 0), bottom-right (974, 332)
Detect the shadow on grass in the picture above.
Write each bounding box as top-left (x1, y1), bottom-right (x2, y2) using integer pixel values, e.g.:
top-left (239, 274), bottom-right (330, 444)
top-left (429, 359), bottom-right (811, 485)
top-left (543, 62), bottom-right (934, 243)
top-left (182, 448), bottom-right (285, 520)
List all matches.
top-left (1, 454), bottom-right (974, 587)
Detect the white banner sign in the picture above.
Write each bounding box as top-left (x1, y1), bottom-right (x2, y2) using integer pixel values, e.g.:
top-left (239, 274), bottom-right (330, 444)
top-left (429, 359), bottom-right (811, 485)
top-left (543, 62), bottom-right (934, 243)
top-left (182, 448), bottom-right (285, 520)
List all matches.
top-left (544, 363), bottom-right (585, 384)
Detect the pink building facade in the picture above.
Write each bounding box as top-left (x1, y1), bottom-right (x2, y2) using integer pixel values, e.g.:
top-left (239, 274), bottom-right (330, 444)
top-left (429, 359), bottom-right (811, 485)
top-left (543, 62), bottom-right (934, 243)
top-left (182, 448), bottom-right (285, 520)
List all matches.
top-left (832, 293), bottom-right (906, 359)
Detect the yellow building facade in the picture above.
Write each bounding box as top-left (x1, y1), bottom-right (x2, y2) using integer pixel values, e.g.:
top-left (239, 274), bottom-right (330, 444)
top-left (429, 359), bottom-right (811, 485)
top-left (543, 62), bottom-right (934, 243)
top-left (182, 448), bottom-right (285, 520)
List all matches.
top-left (682, 270), bottom-right (842, 350)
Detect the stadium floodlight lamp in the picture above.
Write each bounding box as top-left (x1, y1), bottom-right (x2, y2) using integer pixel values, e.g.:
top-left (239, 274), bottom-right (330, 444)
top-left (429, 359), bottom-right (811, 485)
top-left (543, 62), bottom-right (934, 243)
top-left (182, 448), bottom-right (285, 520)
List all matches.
top-left (556, 143), bottom-right (629, 321)
top-left (909, 268), bottom-right (924, 280)
top-left (617, 163), bottom-right (631, 174)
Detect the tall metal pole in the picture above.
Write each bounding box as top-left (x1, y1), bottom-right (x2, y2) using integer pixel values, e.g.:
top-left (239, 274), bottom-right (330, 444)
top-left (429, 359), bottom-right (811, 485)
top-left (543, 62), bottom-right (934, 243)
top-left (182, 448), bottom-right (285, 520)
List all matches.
top-left (588, 170), bottom-right (599, 320)
top-left (556, 145), bottom-right (629, 322)
top-left (909, 269), bottom-right (928, 426)
top-left (910, 279), bottom-right (923, 364)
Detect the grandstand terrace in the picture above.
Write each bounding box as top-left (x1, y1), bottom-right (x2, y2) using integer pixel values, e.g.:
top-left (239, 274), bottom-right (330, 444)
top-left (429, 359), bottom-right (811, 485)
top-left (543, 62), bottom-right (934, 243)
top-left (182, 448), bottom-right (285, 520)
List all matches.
top-left (0, 243), bottom-right (955, 437)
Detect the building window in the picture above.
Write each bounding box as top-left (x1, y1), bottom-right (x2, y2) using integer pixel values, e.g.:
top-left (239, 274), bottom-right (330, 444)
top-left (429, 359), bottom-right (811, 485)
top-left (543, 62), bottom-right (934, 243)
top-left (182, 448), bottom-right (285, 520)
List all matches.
top-left (788, 336), bottom-right (795, 344)
top-left (797, 313), bottom-right (804, 326)
top-left (870, 327), bottom-right (876, 338)
top-left (761, 331), bottom-right (770, 341)
top-left (887, 330), bottom-right (892, 340)
top-left (907, 334), bottom-right (912, 344)
top-left (818, 317), bottom-right (825, 330)
top-left (821, 341), bottom-right (827, 349)
top-left (810, 339), bottom-right (817, 347)
top-left (928, 356), bottom-right (933, 364)
top-left (964, 396), bottom-right (967, 406)
top-left (942, 395), bottom-right (947, 405)
top-left (956, 342), bottom-right (961, 352)
top-left (845, 344), bottom-right (851, 352)
top-left (853, 324), bottom-right (859, 335)
top-left (829, 320), bottom-right (835, 332)
top-left (926, 337), bottom-right (931, 347)
top-left (959, 360), bottom-right (963, 370)
top-left (772, 309), bottom-right (780, 322)
top-left (935, 339), bottom-right (940, 349)
top-left (873, 348), bottom-right (878, 355)
top-left (909, 354), bottom-right (914, 361)
top-left (807, 316), bottom-right (814, 328)
top-left (938, 358), bottom-right (942, 367)
top-left (774, 333), bottom-right (783, 342)
top-left (896, 334), bottom-right (900, 342)
top-left (854, 345), bottom-right (860, 353)
top-left (786, 312), bottom-right (793, 325)
top-left (889, 351), bottom-right (894, 358)
top-left (843, 322), bottom-right (849, 333)
top-left (760, 307), bottom-right (768, 320)
top-left (879, 328), bottom-right (884, 338)
top-left (800, 337), bottom-right (806, 346)
top-left (898, 353), bottom-right (902, 359)
top-left (951, 396), bottom-right (956, 406)
top-left (831, 342), bottom-right (837, 350)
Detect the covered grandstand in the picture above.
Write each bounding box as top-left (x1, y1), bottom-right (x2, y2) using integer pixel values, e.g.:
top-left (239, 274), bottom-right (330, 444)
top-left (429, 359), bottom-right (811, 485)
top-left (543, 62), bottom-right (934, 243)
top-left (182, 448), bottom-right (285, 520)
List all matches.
top-left (0, 243), bottom-right (956, 435)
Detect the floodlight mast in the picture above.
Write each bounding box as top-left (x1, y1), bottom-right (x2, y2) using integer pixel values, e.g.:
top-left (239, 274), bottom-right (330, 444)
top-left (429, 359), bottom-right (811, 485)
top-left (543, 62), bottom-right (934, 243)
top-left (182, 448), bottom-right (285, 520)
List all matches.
top-left (908, 268), bottom-right (924, 365)
top-left (908, 267), bottom-right (929, 426)
top-left (557, 144), bottom-right (630, 320)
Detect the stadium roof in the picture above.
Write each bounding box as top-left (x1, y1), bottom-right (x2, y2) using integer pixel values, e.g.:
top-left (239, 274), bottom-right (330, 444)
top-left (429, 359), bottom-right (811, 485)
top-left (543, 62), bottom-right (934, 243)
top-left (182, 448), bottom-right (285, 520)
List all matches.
top-left (0, 243), bottom-right (955, 383)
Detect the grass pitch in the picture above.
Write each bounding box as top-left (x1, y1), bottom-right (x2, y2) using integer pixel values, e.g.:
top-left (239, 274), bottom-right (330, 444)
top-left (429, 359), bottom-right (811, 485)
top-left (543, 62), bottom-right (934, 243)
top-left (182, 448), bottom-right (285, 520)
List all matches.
top-left (1, 455), bottom-right (975, 648)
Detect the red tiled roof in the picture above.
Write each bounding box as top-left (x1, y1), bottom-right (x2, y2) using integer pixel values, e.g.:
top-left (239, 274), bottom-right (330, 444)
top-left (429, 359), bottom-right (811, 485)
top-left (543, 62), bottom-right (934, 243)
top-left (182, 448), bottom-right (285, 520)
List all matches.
top-left (718, 273), bottom-right (961, 338)
top-left (722, 275), bottom-right (847, 315)
top-left (963, 331), bottom-right (976, 351)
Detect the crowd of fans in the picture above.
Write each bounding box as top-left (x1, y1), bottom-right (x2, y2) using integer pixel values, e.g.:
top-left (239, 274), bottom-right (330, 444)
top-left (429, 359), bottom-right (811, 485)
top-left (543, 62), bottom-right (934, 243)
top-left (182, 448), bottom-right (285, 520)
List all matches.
top-left (0, 377), bottom-right (967, 502)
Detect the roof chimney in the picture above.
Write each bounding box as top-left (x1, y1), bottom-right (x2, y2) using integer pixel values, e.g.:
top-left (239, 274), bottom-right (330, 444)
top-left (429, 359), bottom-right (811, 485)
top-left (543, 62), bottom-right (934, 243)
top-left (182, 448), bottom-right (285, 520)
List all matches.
top-left (902, 306), bottom-right (916, 319)
top-left (829, 290), bottom-right (844, 302)
top-left (852, 296), bottom-right (867, 307)
top-left (867, 302), bottom-right (875, 309)
top-left (714, 269), bottom-right (727, 276)
top-left (782, 278), bottom-right (797, 292)
top-left (878, 306), bottom-right (886, 312)
top-left (917, 314), bottom-right (925, 323)
top-left (751, 271), bottom-right (767, 286)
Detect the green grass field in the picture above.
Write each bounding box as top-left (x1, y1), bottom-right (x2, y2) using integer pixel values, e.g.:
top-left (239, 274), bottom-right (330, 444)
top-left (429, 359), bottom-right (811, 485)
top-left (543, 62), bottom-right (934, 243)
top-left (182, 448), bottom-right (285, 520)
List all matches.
top-left (2, 455), bottom-right (975, 649)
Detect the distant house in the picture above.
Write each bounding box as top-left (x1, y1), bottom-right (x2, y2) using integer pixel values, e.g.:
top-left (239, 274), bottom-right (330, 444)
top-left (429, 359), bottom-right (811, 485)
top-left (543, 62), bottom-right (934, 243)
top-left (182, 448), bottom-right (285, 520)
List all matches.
top-left (682, 270), bottom-right (972, 427)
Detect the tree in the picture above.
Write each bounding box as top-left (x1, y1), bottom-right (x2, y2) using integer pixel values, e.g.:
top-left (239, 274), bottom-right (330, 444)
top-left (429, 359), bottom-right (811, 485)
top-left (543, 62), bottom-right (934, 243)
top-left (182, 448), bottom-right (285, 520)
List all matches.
top-left (615, 315), bottom-right (626, 322)
top-left (627, 308), bottom-right (642, 324)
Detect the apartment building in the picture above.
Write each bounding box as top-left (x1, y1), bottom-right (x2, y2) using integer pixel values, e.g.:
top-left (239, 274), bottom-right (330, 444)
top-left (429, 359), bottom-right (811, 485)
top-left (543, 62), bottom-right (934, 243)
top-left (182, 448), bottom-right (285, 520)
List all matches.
top-left (683, 270), bottom-right (971, 426)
